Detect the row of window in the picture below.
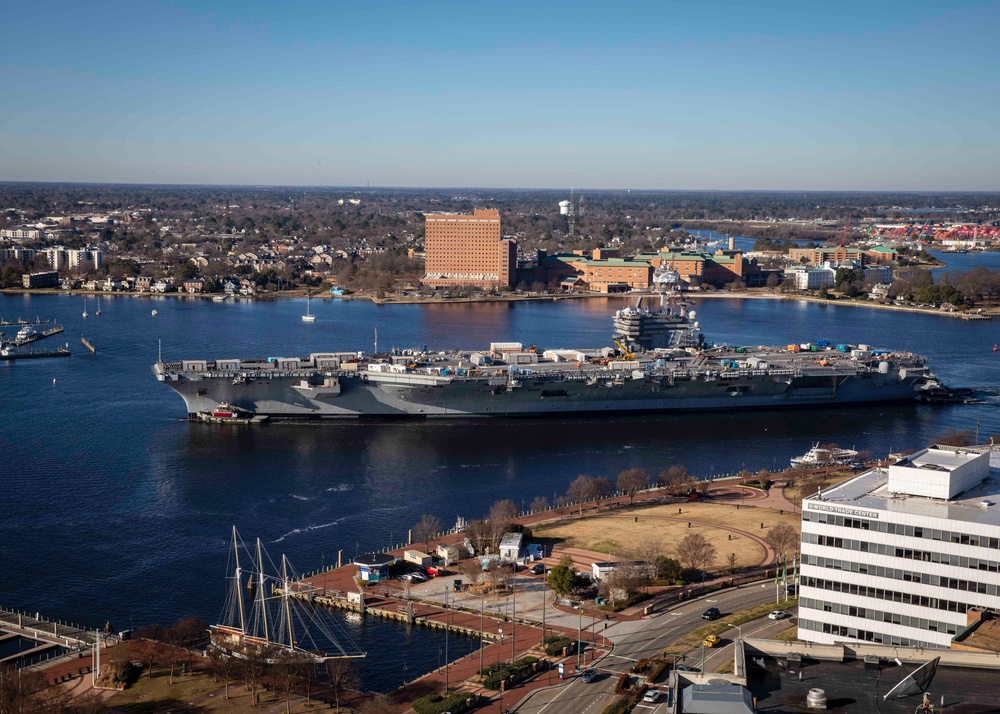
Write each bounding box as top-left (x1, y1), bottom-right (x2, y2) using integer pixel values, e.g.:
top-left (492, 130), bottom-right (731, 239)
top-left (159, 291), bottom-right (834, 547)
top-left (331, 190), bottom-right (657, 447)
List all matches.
top-left (802, 553), bottom-right (999, 597)
top-left (801, 574), bottom-right (973, 616)
top-left (803, 532), bottom-right (1000, 573)
top-left (797, 618), bottom-right (942, 648)
top-left (800, 595), bottom-right (959, 636)
top-left (803, 511), bottom-right (1000, 549)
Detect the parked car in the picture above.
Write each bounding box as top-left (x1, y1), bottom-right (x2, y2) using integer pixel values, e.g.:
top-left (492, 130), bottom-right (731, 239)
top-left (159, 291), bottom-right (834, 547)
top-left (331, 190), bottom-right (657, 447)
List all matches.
top-left (785, 584), bottom-right (798, 595)
top-left (402, 572), bottom-right (427, 583)
top-left (642, 689), bottom-right (661, 703)
top-left (768, 610), bottom-right (788, 620)
top-left (580, 668), bottom-right (598, 683)
top-left (675, 663), bottom-right (700, 672)
top-left (702, 607), bottom-right (721, 620)
top-left (530, 563), bottom-right (545, 575)
top-left (703, 634), bottom-right (721, 648)
top-left (425, 566), bottom-right (440, 577)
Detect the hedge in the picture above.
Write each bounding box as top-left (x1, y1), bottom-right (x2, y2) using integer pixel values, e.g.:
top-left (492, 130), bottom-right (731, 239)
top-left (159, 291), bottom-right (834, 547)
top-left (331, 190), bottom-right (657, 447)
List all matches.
top-left (413, 692), bottom-right (475, 714)
top-left (480, 656), bottom-right (539, 691)
top-left (543, 635), bottom-right (573, 657)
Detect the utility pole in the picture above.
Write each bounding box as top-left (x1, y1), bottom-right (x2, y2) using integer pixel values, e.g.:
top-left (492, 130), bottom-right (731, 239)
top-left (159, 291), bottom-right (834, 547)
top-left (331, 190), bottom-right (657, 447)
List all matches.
top-left (480, 592), bottom-right (485, 674)
top-left (576, 607), bottom-right (583, 671)
top-left (444, 585), bottom-right (450, 692)
top-left (511, 571), bottom-right (516, 662)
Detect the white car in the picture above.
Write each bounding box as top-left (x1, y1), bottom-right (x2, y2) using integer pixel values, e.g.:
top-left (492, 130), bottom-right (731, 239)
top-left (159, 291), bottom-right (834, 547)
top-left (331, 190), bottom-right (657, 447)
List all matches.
top-left (768, 610), bottom-right (788, 620)
top-left (402, 572), bottom-right (428, 583)
top-left (642, 689), bottom-right (661, 703)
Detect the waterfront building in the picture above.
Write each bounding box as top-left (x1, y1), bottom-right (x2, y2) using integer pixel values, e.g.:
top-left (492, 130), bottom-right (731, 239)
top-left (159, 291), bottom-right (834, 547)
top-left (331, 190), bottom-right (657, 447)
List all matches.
top-left (785, 266), bottom-right (836, 290)
top-left (421, 209), bottom-right (516, 289)
top-left (22, 270), bottom-right (60, 288)
top-left (798, 446), bottom-right (1000, 649)
top-left (0, 246), bottom-right (37, 264)
top-left (788, 246), bottom-right (866, 267)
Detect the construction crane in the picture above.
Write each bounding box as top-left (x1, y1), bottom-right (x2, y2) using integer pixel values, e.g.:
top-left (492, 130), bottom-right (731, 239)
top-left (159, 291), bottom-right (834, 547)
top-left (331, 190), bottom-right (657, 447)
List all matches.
top-left (613, 338), bottom-right (635, 360)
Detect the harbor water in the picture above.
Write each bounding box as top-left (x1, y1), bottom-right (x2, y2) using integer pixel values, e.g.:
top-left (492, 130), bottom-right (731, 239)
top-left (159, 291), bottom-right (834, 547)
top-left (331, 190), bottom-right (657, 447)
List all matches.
top-left (2, 291), bottom-right (998, 690)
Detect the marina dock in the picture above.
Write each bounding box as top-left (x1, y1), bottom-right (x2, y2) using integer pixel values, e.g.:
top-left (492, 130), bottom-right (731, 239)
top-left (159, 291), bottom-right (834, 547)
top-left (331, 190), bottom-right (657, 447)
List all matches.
top-left (0, 345), bottom-right (71, 361)
top-left (14, 324), bottom-right (65, 346)
top-left (81, 336), bottom-right (96, 353)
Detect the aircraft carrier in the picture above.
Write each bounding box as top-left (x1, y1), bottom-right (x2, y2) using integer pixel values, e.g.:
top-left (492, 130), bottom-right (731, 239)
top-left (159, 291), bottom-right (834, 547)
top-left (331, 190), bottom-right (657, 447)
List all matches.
top-left (152, 295), bottom-right (943, 419)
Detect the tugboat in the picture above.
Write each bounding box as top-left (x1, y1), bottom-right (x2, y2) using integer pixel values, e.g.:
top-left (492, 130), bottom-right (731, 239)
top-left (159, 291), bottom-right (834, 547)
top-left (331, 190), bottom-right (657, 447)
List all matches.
top-left (196, 403), bottom-right (268, 424)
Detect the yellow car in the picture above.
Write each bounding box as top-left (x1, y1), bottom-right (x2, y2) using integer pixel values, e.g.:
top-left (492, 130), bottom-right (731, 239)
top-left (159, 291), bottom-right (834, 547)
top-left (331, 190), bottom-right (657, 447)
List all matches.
top-left (703, 634), bottom-right (722, 648)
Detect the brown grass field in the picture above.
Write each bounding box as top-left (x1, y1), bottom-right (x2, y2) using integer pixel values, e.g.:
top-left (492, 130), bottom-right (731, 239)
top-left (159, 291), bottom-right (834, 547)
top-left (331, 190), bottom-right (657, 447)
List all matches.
top-left (533, 501), bottom-right (802, 572)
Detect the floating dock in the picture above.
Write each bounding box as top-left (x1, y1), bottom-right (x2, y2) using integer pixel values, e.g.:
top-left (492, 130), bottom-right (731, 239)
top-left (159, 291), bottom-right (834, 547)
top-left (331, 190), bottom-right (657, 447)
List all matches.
top-left (81, 337), bottom-right (96, 353)
top-left (15, 324), bottom-right (64, 346)
top-left (0, 346), bottom-right (71, 361)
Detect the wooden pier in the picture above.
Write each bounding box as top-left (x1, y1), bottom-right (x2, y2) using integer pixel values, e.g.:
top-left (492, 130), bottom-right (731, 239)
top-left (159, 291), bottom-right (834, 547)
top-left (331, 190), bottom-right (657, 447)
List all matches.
top-left (81, 336), bottom-right (96, 353)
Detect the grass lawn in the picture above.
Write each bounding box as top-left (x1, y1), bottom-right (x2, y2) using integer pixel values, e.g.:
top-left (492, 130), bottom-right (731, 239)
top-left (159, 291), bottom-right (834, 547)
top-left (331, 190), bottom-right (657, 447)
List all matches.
top-left (106, 668), bottom-right (326, 713)
top-left (533, 501), bottom-right (801, 572)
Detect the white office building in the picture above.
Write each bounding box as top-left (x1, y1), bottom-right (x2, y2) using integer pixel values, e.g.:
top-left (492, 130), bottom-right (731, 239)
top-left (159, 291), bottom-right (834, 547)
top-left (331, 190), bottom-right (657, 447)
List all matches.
top-left (798, 445), bottom-right (1000, 649)
top-left (785, 266), bottom-right (836, 290)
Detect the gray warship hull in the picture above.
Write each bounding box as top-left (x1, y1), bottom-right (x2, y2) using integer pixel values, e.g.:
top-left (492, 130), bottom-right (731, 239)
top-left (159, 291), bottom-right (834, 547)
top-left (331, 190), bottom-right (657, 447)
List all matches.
top-left (153, 359), bottom-right (930, 419)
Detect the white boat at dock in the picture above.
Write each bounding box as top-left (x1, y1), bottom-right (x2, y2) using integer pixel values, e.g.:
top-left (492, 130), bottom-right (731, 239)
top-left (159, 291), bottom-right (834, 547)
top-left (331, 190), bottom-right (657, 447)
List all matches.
top-left (790, 443), bottom-right (859, 468)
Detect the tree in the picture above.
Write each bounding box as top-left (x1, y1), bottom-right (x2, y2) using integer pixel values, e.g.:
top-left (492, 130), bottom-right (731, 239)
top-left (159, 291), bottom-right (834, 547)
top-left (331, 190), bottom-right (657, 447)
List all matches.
top-left (654, 556), bottom-right (683, 582)
top-left (209, 642), bottom-right (239, 700)
top-left (616, 468), bottom-right (649, 504)
top-left (326, 657), bottom-right (361, 712)
top-left (932, 429), bottom-right (975, 447)
top-left (529, 495), bottom-right (550, 513)
top-left (765, 522), bottom-right (799, 560)
top-left (489, 499), bottom-right (520, 548)
top-left (272, 649), bottom-right (302, 714)
top-left (726, 553), bottom-right (739, 574)
top-left (240, 642), bottom-right (274, 707)
top-left (675, 533), bottom-right (717, 578)
top-left (817, 284), bottom-right (829, 300)
top-left (358, 692), bottom-right (395, 714)
top-left (547, 558), bottom-right (577, 595)
top-left (593, 476), bottom-right (615, 509)
top-left (658, 465), bottom-right (696, 495)
top-left (169, 615), bottom-right (207, 674)
top-left (461, 560), bottom-right (483, 587)
top-left (566, 475), bottom-right (597, 514)
top-left (465, 519), bottom-right (491, 555)
top-left (412, 514), bottom-right (442, 553)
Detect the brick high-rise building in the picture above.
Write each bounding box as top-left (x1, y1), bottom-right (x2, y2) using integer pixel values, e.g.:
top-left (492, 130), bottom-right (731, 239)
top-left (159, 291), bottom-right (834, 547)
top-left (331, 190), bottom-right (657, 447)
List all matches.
top-left (421, 209), bottom-right (516, 289)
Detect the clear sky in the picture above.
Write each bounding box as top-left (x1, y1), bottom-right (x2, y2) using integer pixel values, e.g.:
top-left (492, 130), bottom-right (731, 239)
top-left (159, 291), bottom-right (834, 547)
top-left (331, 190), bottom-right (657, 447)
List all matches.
top-left (1, 0), bottom-right (997, 190)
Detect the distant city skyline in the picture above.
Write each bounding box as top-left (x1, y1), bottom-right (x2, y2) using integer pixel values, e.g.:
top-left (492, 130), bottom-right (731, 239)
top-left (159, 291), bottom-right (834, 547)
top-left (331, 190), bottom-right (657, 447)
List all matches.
top-left (2, 1), bottom-right (998, 190)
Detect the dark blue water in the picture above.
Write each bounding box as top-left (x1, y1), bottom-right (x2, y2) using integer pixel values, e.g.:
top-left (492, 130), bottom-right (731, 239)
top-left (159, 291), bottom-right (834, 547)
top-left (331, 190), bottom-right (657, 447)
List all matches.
top-left (2, 293), bottom-right (998, 688)
top-left (929, 249), bottom-right (1000, 276)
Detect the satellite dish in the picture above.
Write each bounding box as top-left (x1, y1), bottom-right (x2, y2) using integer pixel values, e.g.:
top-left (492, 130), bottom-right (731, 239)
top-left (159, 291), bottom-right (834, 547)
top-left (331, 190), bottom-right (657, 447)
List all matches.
top-left (883, 657), bottom-right (940, 700)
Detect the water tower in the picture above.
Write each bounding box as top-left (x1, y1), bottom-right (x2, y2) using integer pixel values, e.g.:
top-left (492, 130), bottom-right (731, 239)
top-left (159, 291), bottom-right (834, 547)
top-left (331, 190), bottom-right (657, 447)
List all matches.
top-left (558, 200), bottom-right (571, 216)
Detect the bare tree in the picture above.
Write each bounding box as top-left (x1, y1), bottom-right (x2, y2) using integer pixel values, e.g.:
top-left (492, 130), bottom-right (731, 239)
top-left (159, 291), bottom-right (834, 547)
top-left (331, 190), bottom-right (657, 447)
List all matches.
top-left (726, 553), bottom-right (738, 574)
top-left (658, 465), bottom-right (697, 495)
top-left (272, 649), bottom-right (300, 714)
top-left (240, 642), bottom-right (274, 707)
top-left (461, 560), bottom-right (483, 587)
top-left (412, 514), bottom-right (442, 553)
top-left (326, 657), bottom-right (361, 712)
top-left (566, 475), bottom-right (597, 514)
top-left (594, 476), bottom-right (615, 509)
top-left (211, 645), bottom-right (239, 700)
top-left (529, 495), bottom-right (550, 513)
top-left (675, 533), bottom-right (717, 578)
top-left (932, 429), bottom-right (976, 447)
top-left (617, 468), bottom-right (649, 504)
top-left (358, 692), bottom-right (395, 714)
top-left (764, 522), bottom-right (799, 560)
top-left (489, 499), bottom-right (520, 548)
top-left (465, 519), bottom-right (491, 555)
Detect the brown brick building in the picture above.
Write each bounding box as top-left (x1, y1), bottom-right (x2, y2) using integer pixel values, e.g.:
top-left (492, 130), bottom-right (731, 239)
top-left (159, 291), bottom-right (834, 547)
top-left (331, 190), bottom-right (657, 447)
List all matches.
top-left (421, 209), bottom-right (516, 289)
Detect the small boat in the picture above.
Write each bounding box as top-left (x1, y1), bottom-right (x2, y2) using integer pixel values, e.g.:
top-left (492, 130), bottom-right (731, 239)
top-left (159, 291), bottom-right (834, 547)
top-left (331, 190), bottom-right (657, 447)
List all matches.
top-left (195, 403), bottom-right (268, 424)
top-left (16, 325), bottom-right (37, 341)
top-left (82, 298), bottom-right (88, 319)
top-left (993, 344), bottom-right (997, 353)
top-left (302, 293), bottom-right (316, 322)
top-left (95, 298), bottom-right (102, 316)
top-left (791, 442), bottom-right (858, 468)
top-left (151, 309), bottom-right (158, 317)
top-left (212, 295), bottom-right (226, 302)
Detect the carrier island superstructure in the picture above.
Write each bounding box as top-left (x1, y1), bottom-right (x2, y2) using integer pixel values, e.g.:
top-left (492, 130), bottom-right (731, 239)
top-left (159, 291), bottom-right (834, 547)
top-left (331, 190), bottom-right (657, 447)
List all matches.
top-left (153, 295), bottom-right (942, 419)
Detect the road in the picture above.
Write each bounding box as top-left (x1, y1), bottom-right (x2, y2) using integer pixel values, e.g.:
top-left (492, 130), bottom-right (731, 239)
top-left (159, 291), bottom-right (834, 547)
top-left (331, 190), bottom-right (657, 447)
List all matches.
top-left (514, 582), bottom-right (785, 714)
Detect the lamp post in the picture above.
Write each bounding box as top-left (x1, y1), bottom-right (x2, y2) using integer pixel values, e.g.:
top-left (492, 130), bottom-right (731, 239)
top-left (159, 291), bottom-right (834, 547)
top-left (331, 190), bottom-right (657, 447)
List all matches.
top-left (723, 622), bottom-right (743, 640)
top-left (480, 592), bottom-right (485, 675)
top-left (576, 607), bottom-right (583, 671)
top-left (540, 572), bottom-right (547, 646)
top-left (444, 586), bottom-right (450, 692)
top-left (511, 571), bottom-right (516, 662)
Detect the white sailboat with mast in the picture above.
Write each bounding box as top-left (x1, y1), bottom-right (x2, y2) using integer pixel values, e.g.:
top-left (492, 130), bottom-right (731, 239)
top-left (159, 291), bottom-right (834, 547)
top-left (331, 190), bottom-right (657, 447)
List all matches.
top-left (301, 293), bottom-right (316, 322)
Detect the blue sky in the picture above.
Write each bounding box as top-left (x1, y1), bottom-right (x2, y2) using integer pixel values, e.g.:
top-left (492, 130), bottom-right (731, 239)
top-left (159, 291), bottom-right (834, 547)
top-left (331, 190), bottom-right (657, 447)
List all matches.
top-left (1, 0), bottom-right (997, 189)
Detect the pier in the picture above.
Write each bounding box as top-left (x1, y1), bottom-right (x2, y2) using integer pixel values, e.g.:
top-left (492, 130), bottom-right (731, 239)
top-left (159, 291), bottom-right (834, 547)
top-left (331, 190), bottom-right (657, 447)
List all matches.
top-left (14, 324), bottom-right (65, 346)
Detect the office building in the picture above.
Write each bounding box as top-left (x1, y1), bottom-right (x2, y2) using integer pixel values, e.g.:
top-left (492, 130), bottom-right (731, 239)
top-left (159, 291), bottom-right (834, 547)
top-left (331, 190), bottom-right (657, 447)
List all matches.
top-left (421, 209), bottom-right (516, 289)
top-left (799, 446), bottom-right (1000, 649)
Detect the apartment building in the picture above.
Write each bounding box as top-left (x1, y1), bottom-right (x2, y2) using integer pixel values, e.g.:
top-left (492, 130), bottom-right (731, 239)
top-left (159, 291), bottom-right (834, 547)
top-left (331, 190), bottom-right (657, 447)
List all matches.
top-left (421, 209), bottom-right (516, 289)
top-left (799, 446), bottom-right (1000, 649)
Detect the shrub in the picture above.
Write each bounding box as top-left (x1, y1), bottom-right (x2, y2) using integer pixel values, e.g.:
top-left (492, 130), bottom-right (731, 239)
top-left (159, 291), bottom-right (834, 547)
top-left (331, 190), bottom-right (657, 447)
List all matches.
top-left (413, 692), bottom-right (474, 714)
top-left (543, 635), bottom-right (573, 656)
top-left (615, 673), bottom-right (631, 694)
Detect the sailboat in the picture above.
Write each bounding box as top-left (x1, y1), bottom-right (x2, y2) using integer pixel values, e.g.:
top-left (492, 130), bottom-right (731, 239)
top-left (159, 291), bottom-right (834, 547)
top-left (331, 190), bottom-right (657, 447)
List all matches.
top-left (301, 293), bottom-right (316, 322)
top-left (210, 527), bottom-right (365, 662)
top-left (95, 298), bottom-right (102, 316)
top-left (82, 298), bottom-right (88, 319)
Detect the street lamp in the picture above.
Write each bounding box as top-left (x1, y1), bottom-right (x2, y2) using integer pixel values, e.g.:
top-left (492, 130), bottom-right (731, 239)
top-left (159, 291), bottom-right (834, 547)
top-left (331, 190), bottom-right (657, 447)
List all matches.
top-left (723, 622), bottom-right (743, 639)
top-left (576, 607), bottom-right (583, 671)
